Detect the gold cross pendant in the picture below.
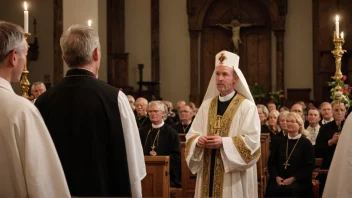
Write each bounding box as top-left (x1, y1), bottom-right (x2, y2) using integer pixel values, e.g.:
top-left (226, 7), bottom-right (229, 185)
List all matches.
top-left (283, 162), bottom-right (290, 169)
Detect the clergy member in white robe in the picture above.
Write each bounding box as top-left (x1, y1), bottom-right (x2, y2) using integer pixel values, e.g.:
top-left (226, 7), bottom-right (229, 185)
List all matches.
top-left (185, 50), bottom-right (261, 198)
top-left (322, 112), bottom-right (352, 198)
top-left (0, 21), bottom-right (70, 198)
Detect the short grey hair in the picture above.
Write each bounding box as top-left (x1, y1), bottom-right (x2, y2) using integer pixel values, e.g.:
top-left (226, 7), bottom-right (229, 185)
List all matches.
top-left (148, 101), bottom-right (166, 112)
top-left (60, 25), bottom-right (100, 67)
top-left (31, 81), bottom-right (46, 90)
top-left (0, 21), bottom-right (27, 63)
top-left (257, 104), bottom-right (269, 116)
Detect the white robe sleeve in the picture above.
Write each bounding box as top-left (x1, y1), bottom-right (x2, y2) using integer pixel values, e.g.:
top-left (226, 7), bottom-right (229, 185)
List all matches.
top-left (22, 104), bottom-right (71, 197)
top-left (220, 100), bottom-right (261, 173)
top-left (185, 102), bottom-right (207, 174)
top-left (118, 92), bottom-right (146, 198)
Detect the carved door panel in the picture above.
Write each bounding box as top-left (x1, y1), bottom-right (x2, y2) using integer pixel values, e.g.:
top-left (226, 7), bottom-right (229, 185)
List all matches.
top-left (200, 27), bottom-right (271, 99)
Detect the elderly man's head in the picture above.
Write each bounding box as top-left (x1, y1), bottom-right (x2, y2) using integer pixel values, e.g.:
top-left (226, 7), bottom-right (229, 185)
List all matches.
top-left (135, 97), bottom-right (148, 117)
top-left (126, 95), bottom-right (135, 110)
top-left (147, 101), bottom-right (166, 125)
top-left (179, 104), bottom-right (194, 124)
top-left (319, 102), bottom-right (333, 121)
top-left (31, 82), bottom-right (46, 99)
top-left (0, 21), bottom-right (28, 83)
top-left (290, 103), bottom-right (305, 120)
top-left (60, 25), bottom-right (101, 76)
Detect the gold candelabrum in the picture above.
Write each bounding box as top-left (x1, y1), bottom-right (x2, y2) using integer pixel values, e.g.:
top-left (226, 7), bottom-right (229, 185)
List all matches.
top-left (331, 31), bottom-right (346, 83)
top-left (20, 33), bottom-right (31, 98)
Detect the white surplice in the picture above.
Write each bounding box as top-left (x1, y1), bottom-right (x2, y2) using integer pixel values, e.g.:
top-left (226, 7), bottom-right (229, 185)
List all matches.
top-left (117, 91), bottom-right (147, 198)
top-left (322, 113), bottom-right (352, 198)
top-left (0, 77), bottom-right (70, 198)
top-left (185, 96), bottom-right (261, 198)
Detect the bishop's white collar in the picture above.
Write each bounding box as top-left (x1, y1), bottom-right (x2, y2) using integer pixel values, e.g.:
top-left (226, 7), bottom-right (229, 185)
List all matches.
top-left (219, 90), bottom-right (236, 102)
top-left (288, 133), bottom-right (302, 139)
top-left (152, 120), bottom-right (164, 129)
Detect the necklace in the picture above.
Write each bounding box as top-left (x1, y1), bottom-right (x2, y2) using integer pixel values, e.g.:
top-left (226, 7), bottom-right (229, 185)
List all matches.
top-left (144, 128), bottom-right (161, 156)
top-left (283, 136), bottom-right (301, 169)
top-left (138, 116), bottom-right (148, 128)
top-left (182, 124), bottom-right (190, 133)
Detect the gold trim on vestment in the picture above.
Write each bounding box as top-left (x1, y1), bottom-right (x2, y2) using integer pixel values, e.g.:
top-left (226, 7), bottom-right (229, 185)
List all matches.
top-left (232, 136), bottom-right (261, 164)
top-left (185, 135), bottom-right (200, 159)
top-left (200, 93), bottom-right (245, 198)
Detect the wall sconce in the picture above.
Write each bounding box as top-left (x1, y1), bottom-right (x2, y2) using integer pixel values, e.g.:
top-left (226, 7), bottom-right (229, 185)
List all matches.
top-left (28, 18), bottom-right (39, 61)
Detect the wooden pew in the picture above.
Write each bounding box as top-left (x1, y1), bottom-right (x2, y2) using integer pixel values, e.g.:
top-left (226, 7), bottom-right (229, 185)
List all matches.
top-left (180, 141), bottom-right (196, 197)
top-left (258, 133), bottom-right (270, 198)
top-left (142, 156), bottom-right (170, 198)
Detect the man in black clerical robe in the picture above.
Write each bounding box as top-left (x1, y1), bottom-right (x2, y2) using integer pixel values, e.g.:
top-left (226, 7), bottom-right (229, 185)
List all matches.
top-left (139, 101), bottom-right (181, 188)
top-left (266, 135), bottom-right (315, 197)
top-left (35, 25), bottom-right (145, 197)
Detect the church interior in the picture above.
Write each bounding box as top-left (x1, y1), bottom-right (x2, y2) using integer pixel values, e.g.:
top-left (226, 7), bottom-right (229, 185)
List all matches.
top-left (1, 0), bottom-right (351, 106)
top-left (1, 0), bottom-right (351, 197)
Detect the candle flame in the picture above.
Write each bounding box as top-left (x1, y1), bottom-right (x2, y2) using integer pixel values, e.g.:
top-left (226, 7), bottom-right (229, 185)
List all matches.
top-left (24, 1), bottom-right (28, 11)
top-left (336, 15), bottom-right (339, 22)
top-left (341, 32), bottom-right (344, 39)
top-left (87, 20), bottom-right (92, 27)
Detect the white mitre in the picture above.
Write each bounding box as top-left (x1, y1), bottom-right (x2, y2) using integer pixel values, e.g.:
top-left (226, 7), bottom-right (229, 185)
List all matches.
top-left (203, 50), bottom-right (254, 103)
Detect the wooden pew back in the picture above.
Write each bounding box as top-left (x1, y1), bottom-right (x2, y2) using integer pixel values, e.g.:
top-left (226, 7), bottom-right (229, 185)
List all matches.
top-left (142, 156), bottom-right (170, 198)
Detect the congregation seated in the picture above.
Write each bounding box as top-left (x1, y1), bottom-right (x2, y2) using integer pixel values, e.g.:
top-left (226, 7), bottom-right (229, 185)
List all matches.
top-left (29, 81), bottom-right (46, 103)
top-left (318, 102), bottom-right (334, 126)
top-left (135, 97), bottom-right (151, 129)
top-left (276, 111), bottom-right (289, 137)
top-left (173, 103), bottom-right (194, 133)
top-left (266, 112), bottom-right (315, 197)
top-left (291, 103), bottom-right (309, 128)
top-left (315, 101), bottom-right (346, 195)
top-left (139, 101), bottom-right (181, 188)
top-left (257, 104), bottom-right (270, 133)
top-left (304, 107), bottom-right (321, 147)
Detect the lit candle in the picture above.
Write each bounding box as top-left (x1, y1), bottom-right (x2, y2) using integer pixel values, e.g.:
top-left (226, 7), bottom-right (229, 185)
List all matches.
top-left (335, 15), bottom-right (339, 38)
top-left (341, 32), bottom-right (344, 39)
top-left (87, 20), bottom-right (92, 27)
top-left (24, 1), bottom-right (28, 33)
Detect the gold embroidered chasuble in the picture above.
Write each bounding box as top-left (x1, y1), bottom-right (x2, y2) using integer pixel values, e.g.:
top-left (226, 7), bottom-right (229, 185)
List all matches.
top-left (186, 93), bottom-right (261, 198)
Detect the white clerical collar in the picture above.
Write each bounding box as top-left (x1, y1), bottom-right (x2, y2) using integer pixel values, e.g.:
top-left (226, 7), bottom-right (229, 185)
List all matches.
top-left (288, 133), bottom-right (302, 139)
top-left (323, 119), bottom-right (334, 124)
top-left (152, 120), bottom-right (164, 129)
top-left (219, 90), bottom-right (236, 102)
top-left (0, 77), bottom-right (14, 93)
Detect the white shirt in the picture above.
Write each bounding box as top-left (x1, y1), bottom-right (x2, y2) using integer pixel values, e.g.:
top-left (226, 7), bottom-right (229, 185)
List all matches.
top-left (305, 125), bottom-right (320, 145)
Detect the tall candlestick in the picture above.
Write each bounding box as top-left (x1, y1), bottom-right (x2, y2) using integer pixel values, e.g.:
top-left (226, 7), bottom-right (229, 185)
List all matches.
top-left (335, 15), bottom-right (339, 38)
top-left (87, 20), bottom-right (92, 27)
top-left (24, 2), bottom-right (28, 33)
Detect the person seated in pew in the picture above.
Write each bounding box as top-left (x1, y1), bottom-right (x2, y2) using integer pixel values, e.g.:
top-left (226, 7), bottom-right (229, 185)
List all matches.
top-left (135, 97), bottom-right (152, 129)
top-left (162, 102), bottom-right (176, 127)
top-left (304, 107), bottom-right (321, 147)
top-left (277, 111), bottom-right (289, 137)
top-left (257, 104), bottom-right (270, 133)
top-left (315, 101), bottom-right (346, 195)
top-left (266, 112), bottom-right (315, 198)
top-left (140, 101), bottom-right (182, 188)
top-left (173, 103), bottom-right (195, 133)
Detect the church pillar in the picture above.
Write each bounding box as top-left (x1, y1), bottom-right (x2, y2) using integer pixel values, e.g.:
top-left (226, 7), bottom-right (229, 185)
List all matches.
top-left (107, 0), bottom-right (129, 88)
top-left (189, 30), bottom-right (200, 105)
top-left (274, 30), bottom-right (285, 91)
